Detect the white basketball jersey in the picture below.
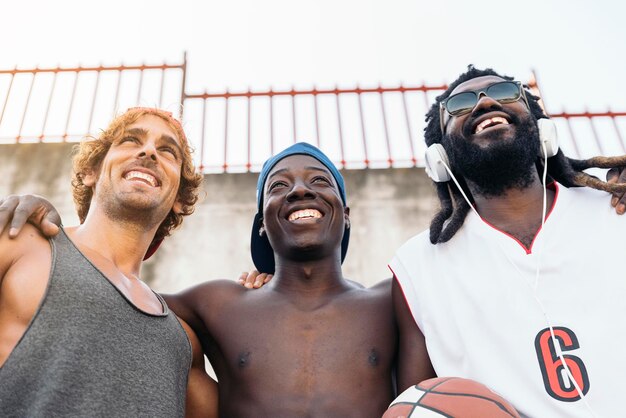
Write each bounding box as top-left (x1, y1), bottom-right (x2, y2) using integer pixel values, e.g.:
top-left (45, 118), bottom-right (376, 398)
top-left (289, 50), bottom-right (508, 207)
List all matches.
top-left (390, 184), bottom-right (626, 418)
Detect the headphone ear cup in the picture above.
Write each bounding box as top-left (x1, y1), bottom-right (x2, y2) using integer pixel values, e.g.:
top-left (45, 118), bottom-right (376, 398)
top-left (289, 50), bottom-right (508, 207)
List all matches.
top-left (537, 118), bottom-right (559, 158)
top-left (425, 143), bottom-right (451, 182)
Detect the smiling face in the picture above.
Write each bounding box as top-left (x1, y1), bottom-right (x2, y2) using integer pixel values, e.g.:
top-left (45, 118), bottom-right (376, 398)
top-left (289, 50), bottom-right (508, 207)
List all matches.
top-left (84, 114), bottom-right (184, 225)
top-left (261, 154), bottom-right (349, 265)
top-left (442, 76), bottom-right (529, 147)
top-left (441, 75), bottom-right (541, 197)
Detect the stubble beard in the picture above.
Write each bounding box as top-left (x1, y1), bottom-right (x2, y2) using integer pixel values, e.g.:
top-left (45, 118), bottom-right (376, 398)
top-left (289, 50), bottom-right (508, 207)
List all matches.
top-left (97, 181), bottom-right (169, 231)
top-left (444, 112), bottom-right (541, 198)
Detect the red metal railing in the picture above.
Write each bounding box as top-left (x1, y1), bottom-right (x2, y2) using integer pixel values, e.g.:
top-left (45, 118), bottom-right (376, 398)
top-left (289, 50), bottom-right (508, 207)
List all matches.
top-left (182, 85), bottom-right (626, 172)
top-left (0, 56), bottom-right (186, 143)
top-left (182, 84), bottom-right (447, 172)
top-left (0, 56), bottom-right (624, 172)
top-left (548, 111), bottom-right (626, 157)
top-left (529, 72), bottom-right (626, 159)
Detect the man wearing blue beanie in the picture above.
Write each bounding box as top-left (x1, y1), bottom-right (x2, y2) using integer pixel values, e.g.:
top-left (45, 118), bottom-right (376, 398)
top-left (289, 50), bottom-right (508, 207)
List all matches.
top-left (250, 142), bottom-right (350, 275)
top-left (173, 141), bottom-right (434, 416)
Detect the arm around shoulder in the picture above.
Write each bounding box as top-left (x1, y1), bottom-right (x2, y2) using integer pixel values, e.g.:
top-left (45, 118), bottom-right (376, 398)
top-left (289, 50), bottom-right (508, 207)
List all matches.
top-left (178, 317), bottom-right (218, 418)
top-left (163, 279), bottom-right (241, 333)
top-left (392, 276), bottom-right (436, 392)
top-left (0, 194), bottom-right (61, 239)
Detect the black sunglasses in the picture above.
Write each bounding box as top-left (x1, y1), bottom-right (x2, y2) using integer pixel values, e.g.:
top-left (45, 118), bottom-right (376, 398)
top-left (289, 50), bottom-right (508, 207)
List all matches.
top-left (439, 81), bottom-right (529, 133)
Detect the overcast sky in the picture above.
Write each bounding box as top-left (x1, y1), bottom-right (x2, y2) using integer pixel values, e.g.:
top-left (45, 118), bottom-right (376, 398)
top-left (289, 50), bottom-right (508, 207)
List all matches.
top-left (2, 0), bottom-right (624, 114)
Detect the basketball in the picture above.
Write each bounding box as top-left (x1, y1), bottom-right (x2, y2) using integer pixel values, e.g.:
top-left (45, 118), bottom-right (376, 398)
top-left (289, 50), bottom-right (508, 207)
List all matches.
top-left (382, 377), bottom-right (520, 418)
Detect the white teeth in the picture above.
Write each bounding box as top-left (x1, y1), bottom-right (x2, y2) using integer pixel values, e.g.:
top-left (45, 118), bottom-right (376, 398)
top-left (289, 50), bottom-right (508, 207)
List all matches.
top-left (124, 171), bottom-right (157, 187)
top-left (474, 117), bottom-right (509, 134)
top-left (288, 209), bottom-right (322, 222)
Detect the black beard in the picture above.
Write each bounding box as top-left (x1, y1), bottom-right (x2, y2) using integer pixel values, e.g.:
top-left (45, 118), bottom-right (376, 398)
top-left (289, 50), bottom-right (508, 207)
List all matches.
top-left (444, 111), bottom-right (540, 198)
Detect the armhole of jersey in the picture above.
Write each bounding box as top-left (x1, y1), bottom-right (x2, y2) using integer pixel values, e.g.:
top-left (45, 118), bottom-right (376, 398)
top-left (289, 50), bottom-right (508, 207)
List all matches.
top-left (0, 232), bottom-right (57, 372)
top-left (172, 314), bottom-right (194, 373)
top-left (389, 259), bottom-right (425, 334)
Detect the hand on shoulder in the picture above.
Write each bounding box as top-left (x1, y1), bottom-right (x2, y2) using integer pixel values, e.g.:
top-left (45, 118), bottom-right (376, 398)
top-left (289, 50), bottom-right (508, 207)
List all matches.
top-left (237, 269), bottom-right (273, 289)
top-left (0, 194), bottom-right (61, 239)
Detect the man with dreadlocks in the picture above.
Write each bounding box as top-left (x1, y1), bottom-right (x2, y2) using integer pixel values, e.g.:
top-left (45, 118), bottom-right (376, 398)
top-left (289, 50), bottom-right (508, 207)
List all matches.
top-left (390, 66), bottom-right (626, 417)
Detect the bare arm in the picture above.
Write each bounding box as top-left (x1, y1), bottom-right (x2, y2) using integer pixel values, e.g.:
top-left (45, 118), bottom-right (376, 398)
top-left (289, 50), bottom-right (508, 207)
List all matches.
top-left (392, 277), bottom-right (436, 392)
top-left (163, 290), bottom-right (204, 333)
top-left (178, 317), bottom-right (218, 418)
top-left (163, 280), bottom-right (240, 332)
top-left (0, 224), bottom-right (51, 366)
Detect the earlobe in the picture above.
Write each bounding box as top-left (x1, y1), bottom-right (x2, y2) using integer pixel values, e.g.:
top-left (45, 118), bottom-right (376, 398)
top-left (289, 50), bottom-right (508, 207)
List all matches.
top-left (259, 218), bottom-right (266, 237)
top-left (344, 207), bottom-right (350, 229)
top-left (82, 170), bottom-right (97, 187)
top-left (172, 200), bottom-right (183, 215)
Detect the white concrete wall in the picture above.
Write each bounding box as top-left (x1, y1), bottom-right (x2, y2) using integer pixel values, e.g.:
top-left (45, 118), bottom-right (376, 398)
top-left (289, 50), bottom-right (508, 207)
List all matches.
top-left (0, 143), bottom-right (438, 291)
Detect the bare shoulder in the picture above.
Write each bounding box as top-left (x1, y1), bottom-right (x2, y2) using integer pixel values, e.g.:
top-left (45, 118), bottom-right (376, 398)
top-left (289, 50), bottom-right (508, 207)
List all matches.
top-left (183, 279), bottom-right (248, 302)
top-left (342, 277), bottom-right (392, 304)
top-left (370, 277), bottom-right (393, 292)
top-left (164, 278), bottom-right (249, 325)
top-left (0, 223), bottom-right (51, 292)
top-left (0, 223), bottom-right (50, 278)
top-left (363, 277), bottom-right (392, 296)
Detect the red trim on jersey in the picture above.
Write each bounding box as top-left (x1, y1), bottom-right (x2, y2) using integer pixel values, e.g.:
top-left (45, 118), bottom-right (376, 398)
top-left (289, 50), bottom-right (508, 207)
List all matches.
top-left (388, 265), bottom-right (426, 334)
top-left (478, 182), bottom-right (560, 254)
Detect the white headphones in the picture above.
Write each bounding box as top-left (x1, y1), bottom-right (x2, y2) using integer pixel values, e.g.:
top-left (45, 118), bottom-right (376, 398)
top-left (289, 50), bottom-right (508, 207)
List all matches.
top-left (424, 118), bottom-right (559, 183)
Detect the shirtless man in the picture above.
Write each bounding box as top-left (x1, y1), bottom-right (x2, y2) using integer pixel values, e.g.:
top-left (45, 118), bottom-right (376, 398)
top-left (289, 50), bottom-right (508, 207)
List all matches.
top-left (166, 143), bottom-right (433, 417)
top-left (0, 108), bottom-right (216, 417)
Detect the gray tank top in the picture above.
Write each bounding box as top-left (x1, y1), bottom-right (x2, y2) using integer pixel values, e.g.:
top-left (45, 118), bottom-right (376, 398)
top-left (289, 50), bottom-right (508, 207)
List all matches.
top-left (0, 229), bottom-right (191, 417)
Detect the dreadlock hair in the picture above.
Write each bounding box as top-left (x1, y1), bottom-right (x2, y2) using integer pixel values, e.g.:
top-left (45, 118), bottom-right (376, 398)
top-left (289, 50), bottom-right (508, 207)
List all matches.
top-left (425, 65), bottom-right (626, 245)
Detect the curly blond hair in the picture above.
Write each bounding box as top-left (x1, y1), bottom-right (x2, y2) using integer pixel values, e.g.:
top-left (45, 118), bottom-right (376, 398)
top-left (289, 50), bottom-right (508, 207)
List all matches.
top-left (71, 107), bottom-right (203, 248)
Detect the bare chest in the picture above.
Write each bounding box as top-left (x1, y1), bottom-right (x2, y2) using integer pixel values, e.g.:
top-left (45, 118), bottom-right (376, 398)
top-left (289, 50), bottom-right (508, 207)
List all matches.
top-left (206, 297), bottom-right (395, 380)
top-left (498, 220), bottom-right (543, 249)
top-left (206, 297), bottom-right (396, 418)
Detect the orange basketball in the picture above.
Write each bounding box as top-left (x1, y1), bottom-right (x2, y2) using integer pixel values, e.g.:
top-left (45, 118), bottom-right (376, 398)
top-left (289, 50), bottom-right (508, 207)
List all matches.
top-left (382, 377), bottom-right (520, 418)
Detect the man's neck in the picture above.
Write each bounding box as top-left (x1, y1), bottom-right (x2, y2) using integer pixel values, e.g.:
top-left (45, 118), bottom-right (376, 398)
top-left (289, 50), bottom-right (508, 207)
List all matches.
top-left (67, 210), bottom-right (158, 278)
top-left (270, 257), bottom-right (352, 297)
top-left (469, 177), bottom-right (556, 248)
